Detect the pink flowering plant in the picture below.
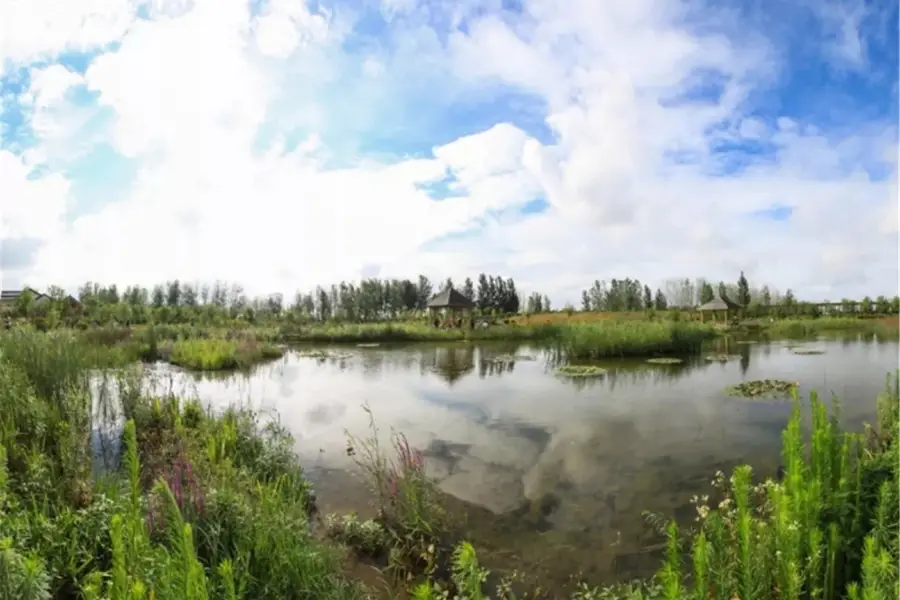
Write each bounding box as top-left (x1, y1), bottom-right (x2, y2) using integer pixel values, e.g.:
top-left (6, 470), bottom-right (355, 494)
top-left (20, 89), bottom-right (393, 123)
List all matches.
top-left (345, 405), bottom-right (445, 545)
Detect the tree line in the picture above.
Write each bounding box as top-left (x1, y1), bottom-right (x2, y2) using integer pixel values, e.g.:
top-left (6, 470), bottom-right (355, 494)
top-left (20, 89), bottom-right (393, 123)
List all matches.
top-left (4, 274), bottom-right (534, 326)
top-left (5, 270), bottom-right (898, 328)
top-left (583, 272), bottom-right (900, 315)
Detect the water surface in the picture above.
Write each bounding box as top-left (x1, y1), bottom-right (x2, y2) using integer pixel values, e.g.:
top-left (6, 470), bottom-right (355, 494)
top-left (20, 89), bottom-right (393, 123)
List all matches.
top-left (155, 335), bottom-right (898, 593)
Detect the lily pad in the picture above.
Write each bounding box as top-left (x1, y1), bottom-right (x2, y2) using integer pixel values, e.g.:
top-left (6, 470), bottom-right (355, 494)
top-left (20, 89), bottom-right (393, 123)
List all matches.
top-left (705, 354), bottom-right (741, 362)
top-left (297, 349), bottom-right (353, 360)
top-left (646, 357), bottom-right (683, 365)
top-left (556, 365), bottom-right (607, 378)
top-left (791, 349), bottom-right (826, 355)
top-left (485, 354), bottom-right (535, 364)
top-left (726, 379), bottom-right (799, 399)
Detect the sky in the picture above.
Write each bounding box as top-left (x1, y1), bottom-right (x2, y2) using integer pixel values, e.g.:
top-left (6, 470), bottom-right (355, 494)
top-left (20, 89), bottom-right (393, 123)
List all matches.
top-left (0, 0), bottom-right (898, 305)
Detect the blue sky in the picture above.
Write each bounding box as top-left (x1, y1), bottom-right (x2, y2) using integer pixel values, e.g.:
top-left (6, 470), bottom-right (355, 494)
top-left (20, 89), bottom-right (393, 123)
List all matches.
top-left (0, 0), bottom-right (897, 303)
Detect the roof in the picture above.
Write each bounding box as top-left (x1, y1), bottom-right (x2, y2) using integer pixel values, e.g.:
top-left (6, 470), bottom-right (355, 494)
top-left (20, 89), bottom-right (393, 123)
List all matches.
top-left (0, 288), bottom-right (49, 304)
top-left (698, 295), bottom-right (742, 311)
top-left (427, 287), bottom-right (475, 309)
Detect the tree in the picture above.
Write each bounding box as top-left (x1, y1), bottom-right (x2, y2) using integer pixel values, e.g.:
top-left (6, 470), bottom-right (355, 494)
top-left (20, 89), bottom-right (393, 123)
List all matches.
top-left (737, 271), bottom-right (750, 306)
top-left (462, 277), bottom-right (474, 302)
top-left (653, 289), bottom-right (668, 310)
top-left (643, 285), bottom-right (653, 310)
top-left (700, 282), bottom-right (715, 304)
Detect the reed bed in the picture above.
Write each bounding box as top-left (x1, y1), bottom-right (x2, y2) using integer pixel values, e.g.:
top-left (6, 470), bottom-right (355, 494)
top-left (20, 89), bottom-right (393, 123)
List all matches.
top-left (279, 321), bottom-right (561, 343)
top-left (764, 317), bottom-right (899, 339)
top-left (164, 338), bottom-right (284, 371)
top-left (554, 320), bottom-right (717, 360)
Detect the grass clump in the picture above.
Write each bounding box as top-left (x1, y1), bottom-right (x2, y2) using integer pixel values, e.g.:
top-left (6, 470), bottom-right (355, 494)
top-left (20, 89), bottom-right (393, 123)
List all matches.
top-left (556, 364), bottom-right (608, 377)
top-left (646, 358), bottom-right (683, 365)
top-left (344, 406), bottom-right (447, 580)
top-left (165, 338), bottom-right (284, 371)
top-left (726, 379), bottom-right (799, 398)
top-left (555, 321), bottom-right (716, 361)
top-left (705, 354), bottom-right (742, 362)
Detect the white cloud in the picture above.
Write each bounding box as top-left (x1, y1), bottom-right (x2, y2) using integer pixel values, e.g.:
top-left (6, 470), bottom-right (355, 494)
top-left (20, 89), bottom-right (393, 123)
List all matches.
top-left (0, 0), bottom-right (137, 73)
top-left (0, 151), bottom-right (70, 240)
top-left (1, 0), bottom-right (896, 302)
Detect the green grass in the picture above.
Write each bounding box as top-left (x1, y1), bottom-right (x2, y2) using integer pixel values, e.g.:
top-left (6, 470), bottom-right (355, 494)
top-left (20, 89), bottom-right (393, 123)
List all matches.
top-left (763, 317), bottom-right (899, 338)
top-left (164, 338), bottom-right (284, 371)
top-left (0, 327), bottom-right (896, 600)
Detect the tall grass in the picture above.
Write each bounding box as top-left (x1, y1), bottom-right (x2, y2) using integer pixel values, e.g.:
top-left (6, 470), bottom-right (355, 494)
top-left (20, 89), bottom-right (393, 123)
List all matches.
top-left (164, 338), bottom-right (284, 371)
top-left (555, 320), bottom-right (717, 360)
top-left (764, 317), bottom-right (899, 339)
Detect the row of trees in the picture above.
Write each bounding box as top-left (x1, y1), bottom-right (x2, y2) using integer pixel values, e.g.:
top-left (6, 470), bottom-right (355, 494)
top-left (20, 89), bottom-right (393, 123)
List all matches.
top-left (580, 278), bottom-right (669, 312)
top-left (585, 272), bottom-right (900, 315)
top-left (7, 274), bottom-right (538, 325)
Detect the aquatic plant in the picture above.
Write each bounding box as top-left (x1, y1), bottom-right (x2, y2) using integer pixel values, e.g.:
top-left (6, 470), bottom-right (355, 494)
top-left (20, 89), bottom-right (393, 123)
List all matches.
top-left (791, 348), bottom-right (827, 355)
top-left (555, 321), bottom-right (716, 361)
top-left (344, 405), bottom-right (447, 578)
top-left (704, 354), bottom-right (741, 362)
top-left (646, 358), bottom-right (683, 365)
top-left (166, 338), bottom-right (284, 371)
top-left (556, 364), bottom-right (608, 377)
top-left (726, 379), bottom-right (799, 398)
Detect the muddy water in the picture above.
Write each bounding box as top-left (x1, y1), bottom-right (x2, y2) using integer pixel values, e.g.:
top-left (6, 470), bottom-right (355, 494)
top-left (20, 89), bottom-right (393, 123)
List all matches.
top-left (154, 335), bottom-right (898, 594)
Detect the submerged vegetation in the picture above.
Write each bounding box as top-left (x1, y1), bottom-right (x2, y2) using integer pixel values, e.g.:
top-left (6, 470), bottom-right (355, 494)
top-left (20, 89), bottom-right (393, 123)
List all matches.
top-left (705, 354), bottom-right (741, 362)
top-left (646, 357), bottom-right (684, 365)
top-left (727, 379), bottom-right (800, 399)
top-left (791, 348), bottom-right (827, 356)
top-left (0, 327), bottom-right (897, 600)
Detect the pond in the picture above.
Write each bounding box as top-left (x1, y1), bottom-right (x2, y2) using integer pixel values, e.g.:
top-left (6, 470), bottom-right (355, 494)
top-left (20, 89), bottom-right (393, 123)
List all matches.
top-left (149, 334), bottom-right (898, 594)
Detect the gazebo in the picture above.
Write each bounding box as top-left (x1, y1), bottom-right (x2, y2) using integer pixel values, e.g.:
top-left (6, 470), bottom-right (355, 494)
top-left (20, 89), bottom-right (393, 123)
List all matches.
top-left (427, 287), bottom-right (475, 328)
top-left (698, 295), bottom-right (743, 323)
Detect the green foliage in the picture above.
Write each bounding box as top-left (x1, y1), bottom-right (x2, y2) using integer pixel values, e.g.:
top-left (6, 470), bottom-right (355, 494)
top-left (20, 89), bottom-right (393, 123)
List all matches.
top-left (166, 338), bottom-right (284, 371)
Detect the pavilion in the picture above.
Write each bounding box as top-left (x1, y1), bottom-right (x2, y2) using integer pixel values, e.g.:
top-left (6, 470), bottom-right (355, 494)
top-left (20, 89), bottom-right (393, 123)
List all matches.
top-left (698, 295), bottom-right (743, 323)
top-left (427, 287), bottom-right (475, 328)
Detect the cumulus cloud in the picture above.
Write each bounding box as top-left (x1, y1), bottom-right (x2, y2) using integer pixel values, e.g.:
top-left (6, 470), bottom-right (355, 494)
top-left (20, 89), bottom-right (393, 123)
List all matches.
top-left (0, 0), bottom-right (896, 302)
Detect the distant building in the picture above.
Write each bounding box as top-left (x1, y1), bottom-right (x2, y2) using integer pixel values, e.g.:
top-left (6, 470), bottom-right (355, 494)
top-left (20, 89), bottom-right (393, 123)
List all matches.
top-left (0, 287), bottom-right (80, 309)
top-left (0, 287), bottom-right (47, 307)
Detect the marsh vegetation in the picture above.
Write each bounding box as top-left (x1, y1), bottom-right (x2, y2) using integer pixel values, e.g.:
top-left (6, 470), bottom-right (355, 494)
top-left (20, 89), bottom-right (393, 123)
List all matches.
top-left (0, 327), bottom-right (897, 599)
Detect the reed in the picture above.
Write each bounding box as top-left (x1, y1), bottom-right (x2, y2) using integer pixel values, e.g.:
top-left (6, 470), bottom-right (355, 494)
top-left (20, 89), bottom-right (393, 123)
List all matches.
top-left (164, 338), bottom-right (284, 371)
top-left (554, 320), bottom-right (717, 360)
top-left (764, 317), bottom-right (899, 339)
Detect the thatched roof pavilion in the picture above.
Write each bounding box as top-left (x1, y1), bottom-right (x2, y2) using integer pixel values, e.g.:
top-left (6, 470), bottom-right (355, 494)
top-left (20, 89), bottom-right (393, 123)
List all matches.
top-left (427, 287), bottom-right (474, 328)
top-left (698, 295), bottom-right (742, 322)
top-left (698, 295), bottom-right (741, 312)
top-left (427, 287), bottom-right (475, 310)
